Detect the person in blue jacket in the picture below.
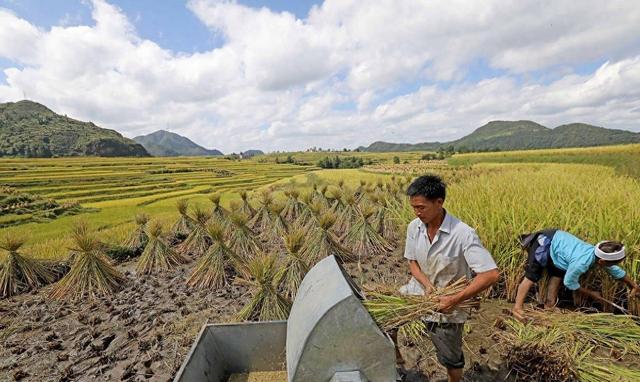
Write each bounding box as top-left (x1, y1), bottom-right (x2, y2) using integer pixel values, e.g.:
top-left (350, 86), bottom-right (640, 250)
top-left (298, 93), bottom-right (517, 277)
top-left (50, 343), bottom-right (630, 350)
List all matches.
top-left (512, 229), bottom-right (639, 320)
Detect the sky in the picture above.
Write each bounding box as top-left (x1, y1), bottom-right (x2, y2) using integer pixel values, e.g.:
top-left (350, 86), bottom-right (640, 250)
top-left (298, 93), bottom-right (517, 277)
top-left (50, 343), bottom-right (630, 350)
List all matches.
top-left (0, 1), bottom-right (639, 153)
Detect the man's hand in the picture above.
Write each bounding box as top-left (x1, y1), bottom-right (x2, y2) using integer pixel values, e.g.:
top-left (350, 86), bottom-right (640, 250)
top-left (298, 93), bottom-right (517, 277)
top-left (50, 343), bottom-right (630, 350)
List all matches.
top-left (631, 286), bottom-right (640, 299)
top-left (436, 294), bottom-right (461, 313)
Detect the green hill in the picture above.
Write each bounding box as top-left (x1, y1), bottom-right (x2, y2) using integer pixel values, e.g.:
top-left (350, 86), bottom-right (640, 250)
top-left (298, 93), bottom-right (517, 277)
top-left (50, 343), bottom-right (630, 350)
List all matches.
top-left (133, 130), bottom-right (223, 157)
top-left (0, 100), bottom-right (149, 157)
top-left (361, 120), bottom-right (640, 152)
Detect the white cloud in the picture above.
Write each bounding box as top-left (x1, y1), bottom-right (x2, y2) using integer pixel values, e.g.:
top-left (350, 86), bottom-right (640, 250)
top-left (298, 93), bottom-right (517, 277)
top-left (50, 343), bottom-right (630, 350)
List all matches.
top-left (0, 0), bottom-right (639, 152)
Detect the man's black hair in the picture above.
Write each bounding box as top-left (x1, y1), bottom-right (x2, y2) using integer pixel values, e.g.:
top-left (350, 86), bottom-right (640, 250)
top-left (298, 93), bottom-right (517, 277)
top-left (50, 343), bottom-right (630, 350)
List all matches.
top-left (406, 174), bottom-right (446, 200)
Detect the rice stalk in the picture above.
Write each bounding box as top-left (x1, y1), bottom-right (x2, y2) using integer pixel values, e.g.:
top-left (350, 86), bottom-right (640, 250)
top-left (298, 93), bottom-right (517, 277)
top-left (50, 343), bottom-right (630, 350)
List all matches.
top-left (137, 220), bottom-right (188, 274)
top-left (282, 188), bottom-right (304, 223)
top-left (281, 229), bottom-right (309, 299)
top-left (238, 190), bottom-right (255, 218)
top-left (0, 234), bottom-right (53, 298)
top-left (171, 199), bottom-right (194, 239)
top-left (249, 189), bottom-right (274, 233)
top-left (122, 213), bottom-right (149, 250)
top-left (187, 221), bottom-right (245, 289)
top-left (363, 278), bottom-right (478, 331)
top-left (228, 212), bottom-right (262, 260)
top-left (177, 205), bottom-right (212, 257)
top-left (343, 203), bottom-right (393, 260)
top-left (303, 211), bottom-right (354, 264)
top-left (50, 221), bottom-right (125, 300)
top-left (235, 253), bottom-right (291, 321)
top-left (209, 192), bottom-right (229, 222)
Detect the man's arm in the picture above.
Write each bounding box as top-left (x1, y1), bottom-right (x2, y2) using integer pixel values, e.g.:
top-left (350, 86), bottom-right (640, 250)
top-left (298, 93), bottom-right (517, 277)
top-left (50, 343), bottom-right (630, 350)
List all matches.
top-left (409, 260), bottom-right (435, 293)
top-left (438, 269), bottom-right (499, 313)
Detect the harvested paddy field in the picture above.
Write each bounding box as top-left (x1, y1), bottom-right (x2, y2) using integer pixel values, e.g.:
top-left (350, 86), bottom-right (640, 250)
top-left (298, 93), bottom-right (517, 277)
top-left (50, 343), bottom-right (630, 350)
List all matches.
top-left (0, 240), bottom-right (514, 382)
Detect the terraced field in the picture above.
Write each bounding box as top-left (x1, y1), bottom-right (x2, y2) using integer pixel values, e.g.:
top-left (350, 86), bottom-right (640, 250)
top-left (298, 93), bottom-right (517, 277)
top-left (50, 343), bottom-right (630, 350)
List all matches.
top-left (0, 157), bottom-right (319, 255)
top-left (0, 157), bottom-right (312, 207)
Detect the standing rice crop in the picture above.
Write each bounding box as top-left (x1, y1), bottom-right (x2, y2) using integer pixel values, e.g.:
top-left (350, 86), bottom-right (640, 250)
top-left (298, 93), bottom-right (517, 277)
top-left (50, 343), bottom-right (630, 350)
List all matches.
top-left (137, 220), bottom-right (188, 274)
top-left (122, 213), bottom-right (149, 251)
top-left (235, 253), bottom-right (291, 321)
top-left (0, 234), bottom-right (53, 298)
top-left (187, 221), bottom-right (244, 289)
top-left (50, 221), bottom-right (125, 300)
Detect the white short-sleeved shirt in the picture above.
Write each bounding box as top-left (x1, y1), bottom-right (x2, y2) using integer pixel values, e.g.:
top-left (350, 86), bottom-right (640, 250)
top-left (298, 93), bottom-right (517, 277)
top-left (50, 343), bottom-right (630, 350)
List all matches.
top-left (400, 211), bottom-right (497, 323)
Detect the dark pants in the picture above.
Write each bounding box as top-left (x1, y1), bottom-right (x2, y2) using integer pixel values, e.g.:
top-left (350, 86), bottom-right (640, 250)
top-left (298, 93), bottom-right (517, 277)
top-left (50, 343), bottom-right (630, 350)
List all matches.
top-left (426, 322), bottom-right (465, 369)
top-left (523, 229), bottom-right (565, 282)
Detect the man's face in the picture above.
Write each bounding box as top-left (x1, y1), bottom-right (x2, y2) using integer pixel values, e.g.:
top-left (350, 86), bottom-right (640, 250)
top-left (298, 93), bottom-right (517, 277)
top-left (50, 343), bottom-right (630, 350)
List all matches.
top-left (409, 195), bottom-right (444, 225)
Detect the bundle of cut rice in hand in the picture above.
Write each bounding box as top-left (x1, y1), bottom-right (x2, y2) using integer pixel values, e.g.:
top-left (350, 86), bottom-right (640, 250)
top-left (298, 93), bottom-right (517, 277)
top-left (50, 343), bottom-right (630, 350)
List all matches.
top-left (363, 278), bottom-right (479, 332)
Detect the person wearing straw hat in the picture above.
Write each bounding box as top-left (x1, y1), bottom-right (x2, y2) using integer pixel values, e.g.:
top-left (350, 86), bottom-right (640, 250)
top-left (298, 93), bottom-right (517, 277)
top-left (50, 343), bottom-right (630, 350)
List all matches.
top-left (512, 229), bottom-right (640, 321)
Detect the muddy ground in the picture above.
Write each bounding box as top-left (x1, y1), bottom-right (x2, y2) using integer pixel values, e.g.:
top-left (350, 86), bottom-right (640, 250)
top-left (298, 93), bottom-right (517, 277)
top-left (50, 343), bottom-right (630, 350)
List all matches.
top-left (1, 249), bottom-right (514, 382)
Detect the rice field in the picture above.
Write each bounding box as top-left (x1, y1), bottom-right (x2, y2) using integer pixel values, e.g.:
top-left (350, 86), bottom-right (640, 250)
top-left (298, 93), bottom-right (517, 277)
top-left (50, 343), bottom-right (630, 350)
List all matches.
top-left (2, 145), bottom-right (640, 380)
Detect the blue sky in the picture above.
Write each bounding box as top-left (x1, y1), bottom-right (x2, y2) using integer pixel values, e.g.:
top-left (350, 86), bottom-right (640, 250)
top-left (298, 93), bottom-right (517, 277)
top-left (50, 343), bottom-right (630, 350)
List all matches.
top-left (0, 1), bottom-right (639, 152)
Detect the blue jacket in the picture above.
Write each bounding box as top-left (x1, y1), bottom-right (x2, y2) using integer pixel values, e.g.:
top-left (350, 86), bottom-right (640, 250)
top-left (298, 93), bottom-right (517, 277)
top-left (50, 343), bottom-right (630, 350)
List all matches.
top-left (550, 230), bottom-right (625, 290)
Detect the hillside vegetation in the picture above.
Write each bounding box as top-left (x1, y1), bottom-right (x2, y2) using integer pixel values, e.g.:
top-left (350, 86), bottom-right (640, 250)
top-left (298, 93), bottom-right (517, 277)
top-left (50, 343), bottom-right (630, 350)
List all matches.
top-left (363, 120), bottom-right (640, 152)
top-left (133, 130), bottom-right (223, 157)
top-left (0, 100), bottom-right (149, 157)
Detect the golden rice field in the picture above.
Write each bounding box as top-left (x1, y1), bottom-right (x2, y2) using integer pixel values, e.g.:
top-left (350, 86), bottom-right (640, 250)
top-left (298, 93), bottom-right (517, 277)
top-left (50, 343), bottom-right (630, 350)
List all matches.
top-left (2, 145), bottom-right (640, 381)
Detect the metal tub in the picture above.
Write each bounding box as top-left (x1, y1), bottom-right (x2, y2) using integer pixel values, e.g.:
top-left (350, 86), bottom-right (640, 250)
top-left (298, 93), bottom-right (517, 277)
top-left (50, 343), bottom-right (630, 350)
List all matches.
top-left (174, 321), bottom-right (287, 382)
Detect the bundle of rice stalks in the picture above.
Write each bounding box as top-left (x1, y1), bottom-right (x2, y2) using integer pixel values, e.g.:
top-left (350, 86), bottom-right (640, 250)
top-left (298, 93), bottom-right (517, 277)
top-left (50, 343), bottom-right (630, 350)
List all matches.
top-left (235, 253), bottom-right (291, 321)
top-left (122, 213), bottom-right (149, 251)
top-left (325, 186), bottom-right (344, 212)
top-left (524, 308), bottom-right (640, 356)
top-left (294, 191), bottom-right (314, 226)
top-left (303, 211), bottom-right (354, 264)
top-left (0, 234), bottom-right (53, 298)
top-left (228, 212), bottom-right (262, 260)
top-left (137, 220), bottom-right (187, 274)
top-left (171, 199), bottom-right (194, 239)
top-left (496, 315), bottom-right (640, 382)
top-left (363, 278), bottom-right (478, 331)
top-left (282, 188), bottom-right (304, 223)
top-left (343, 203), bottom-right (393, 259)
top-left (178, 205), bottom-right (212, 257)
top-left (281, 229), bottom-right (309, 299)
top-left (50, 221), bottom-right (125, 300)
top-left (334, 191), bottom-right (360, 235)
top-left (261, 202), bottom-right (288, 243)
top-left (209, 193), bottom-right (228, 222)
top-left (371, 197), bottom-right (398, 243)
top-left (187, 221), bottom-right (245, 289)
top-left (249, 189), bottom-right (274, 233)
top-left (238, 190), bottom-right (255, 218)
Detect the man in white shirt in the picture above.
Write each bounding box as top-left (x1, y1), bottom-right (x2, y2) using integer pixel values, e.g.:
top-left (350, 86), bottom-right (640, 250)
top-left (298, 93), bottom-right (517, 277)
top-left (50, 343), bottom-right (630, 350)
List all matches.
top-left (401, 175), bottom-right (500, 382)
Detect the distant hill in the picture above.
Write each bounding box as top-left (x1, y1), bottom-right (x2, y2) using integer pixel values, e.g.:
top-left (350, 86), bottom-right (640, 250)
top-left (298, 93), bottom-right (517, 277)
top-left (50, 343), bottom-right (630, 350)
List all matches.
top-left (360, 120), bottom-right (640, 152)
top-left (133, 130), bottom-right (223, 157)
top-left (241, 149), bottom-right (264, 157)
top-left (0, 100), bottom-right (149, 157)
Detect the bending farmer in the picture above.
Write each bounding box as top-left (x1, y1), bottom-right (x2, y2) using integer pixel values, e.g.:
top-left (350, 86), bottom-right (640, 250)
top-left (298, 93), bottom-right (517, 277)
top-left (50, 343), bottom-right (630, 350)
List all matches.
top-left (400, 175), bottom-right (500, 382)
top-left (512, 229), bottom-right (640, 320)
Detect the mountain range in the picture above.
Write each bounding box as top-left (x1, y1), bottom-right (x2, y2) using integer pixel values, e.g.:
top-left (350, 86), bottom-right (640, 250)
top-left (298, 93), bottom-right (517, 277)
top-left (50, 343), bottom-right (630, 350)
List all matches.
top-left (0, 100), bottom-right (149, 157)
top-left (360, 120), bottom-right (640, 152)
top-left (133, 130), bottom-right (223, 157)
